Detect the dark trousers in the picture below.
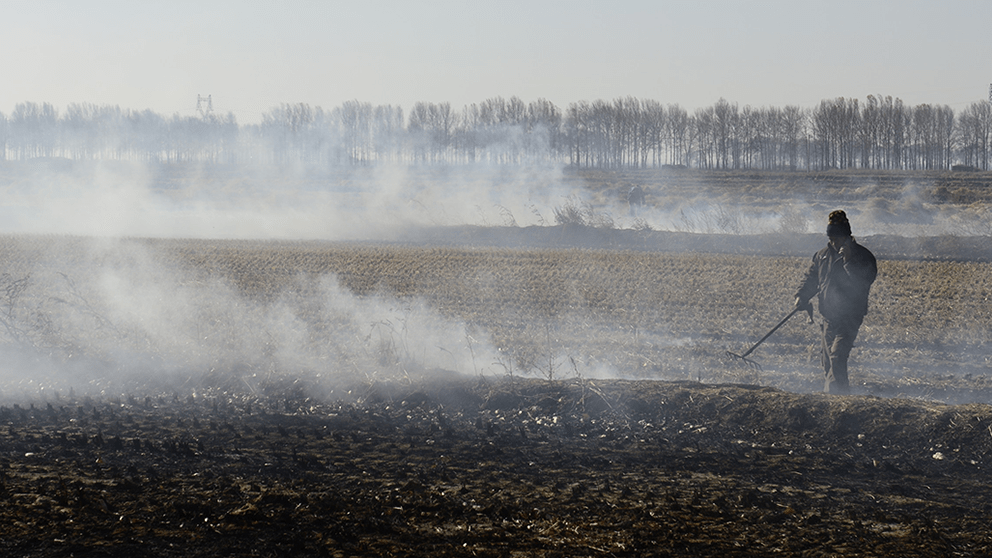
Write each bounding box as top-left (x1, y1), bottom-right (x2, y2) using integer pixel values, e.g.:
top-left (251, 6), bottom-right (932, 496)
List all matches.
top-left (821, 315), bottom-right (863, 394)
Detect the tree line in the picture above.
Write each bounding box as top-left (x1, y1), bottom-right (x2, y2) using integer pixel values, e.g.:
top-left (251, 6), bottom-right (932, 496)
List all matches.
top-left (1, 95), bottom-right (991, 171)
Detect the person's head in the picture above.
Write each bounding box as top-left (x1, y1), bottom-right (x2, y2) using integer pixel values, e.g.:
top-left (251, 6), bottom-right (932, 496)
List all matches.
top-left (826, 210), bottom-right (852, 250)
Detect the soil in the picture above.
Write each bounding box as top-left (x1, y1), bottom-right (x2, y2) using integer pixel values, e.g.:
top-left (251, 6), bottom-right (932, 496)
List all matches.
top-left (1, 165), bottom-right (991, 556)
top-left (2, 374), bottom-right (991, 557)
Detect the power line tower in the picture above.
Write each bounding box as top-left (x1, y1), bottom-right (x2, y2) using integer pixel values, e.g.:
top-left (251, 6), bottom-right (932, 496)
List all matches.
top-left (196, 94), bottom-right (214, 119)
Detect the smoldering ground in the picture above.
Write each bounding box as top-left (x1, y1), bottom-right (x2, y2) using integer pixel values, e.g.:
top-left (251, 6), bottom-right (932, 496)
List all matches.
top-left (6, 158), bottom-right (992, 240)
top-left (0, 161), bottom-right (581, 239)
top-left (0, 237), bottom-right (507, 404)
top-left (0, 160), bottom-right (588, 402)
top-left (4, 166), bottom-right (992, 558)
top-left (1, 160), bottom-right (992, 406)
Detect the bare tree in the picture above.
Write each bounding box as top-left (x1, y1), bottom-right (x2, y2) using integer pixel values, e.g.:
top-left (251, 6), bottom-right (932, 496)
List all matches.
top-left (712, 98), bottom-right (738, 169)
top-left (0, 111), bottom-right (7, 161)
top-left (9, 102), bottom-right (60, 159)
top-left (260, 102), bottom-right (321, 164)
top-left (694, 106), bottom-right (715, 169)
top-left (372, 105), bottom-right (404, 164)
top-left (336, 100), bottom-right (373, 164)
top-left (957, 100), bottom-right (992, 170)
top-left (8, 92), bottom-right (992, 171)
top-left (565, 101), bottom-right (590, 168)
top-left (811, 98), bottom-right (861, 169)
top-left (908, 104), bottom-right (954, 170)
top-left (527, 98), bottom-right (563, 163)
top-left (667, 104), bottom-right (693, 167)
top-left (407, 102), bottom-right (457, 164)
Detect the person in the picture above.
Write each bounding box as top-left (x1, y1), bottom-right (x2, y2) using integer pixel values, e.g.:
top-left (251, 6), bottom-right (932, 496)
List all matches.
top-left (627, 185), bottom-right (645, 215)
top-left (794, 210), bottom-right (877, 394)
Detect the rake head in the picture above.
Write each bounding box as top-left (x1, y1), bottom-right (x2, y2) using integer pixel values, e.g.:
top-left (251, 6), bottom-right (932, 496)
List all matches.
top-left (725, 306), bottom-right (807, 373)
top-left (726, 350), bottom-right (762, 371)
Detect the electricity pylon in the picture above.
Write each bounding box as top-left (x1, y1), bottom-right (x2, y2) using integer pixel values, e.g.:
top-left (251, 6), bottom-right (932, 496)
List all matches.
top-left (196, 94), bottom-right (214, 119)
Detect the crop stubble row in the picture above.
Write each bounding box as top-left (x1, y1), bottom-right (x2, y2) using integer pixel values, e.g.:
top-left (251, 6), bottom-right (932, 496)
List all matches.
top-left (0, 236), bottom-right (988, 391)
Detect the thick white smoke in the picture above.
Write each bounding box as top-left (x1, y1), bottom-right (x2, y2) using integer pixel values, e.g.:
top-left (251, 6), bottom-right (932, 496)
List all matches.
top-left (2, 160), bottom-right (991, 405)
top-left (0, 237), bottom-right (504, 402)
top-left (0, 160), bottom-right (581, 239)
top-left (4, 159), bottom-right (989, 240)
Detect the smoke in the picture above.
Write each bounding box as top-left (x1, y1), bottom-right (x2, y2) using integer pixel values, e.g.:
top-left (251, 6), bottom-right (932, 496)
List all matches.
top-left (2, 160), bottom-right (991, 405)
top-left (0, 160), bottom-right (582, 239)
top-left (595, 178), bottom-right (992, 238)
top-left (0, 237), bottom-right (509, 403)
top-left (0, 159), bottom-right (597, 403)
top-left (5, 159), bottom-right (990, 241)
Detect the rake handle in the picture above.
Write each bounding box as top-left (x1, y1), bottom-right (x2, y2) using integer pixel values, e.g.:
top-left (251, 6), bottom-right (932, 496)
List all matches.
top-left (737, 306), bottom-right (803, 359)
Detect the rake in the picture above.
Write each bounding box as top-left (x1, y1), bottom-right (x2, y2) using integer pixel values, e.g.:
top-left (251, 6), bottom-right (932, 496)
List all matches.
top-left (727, 306), bottom-right (812, 370)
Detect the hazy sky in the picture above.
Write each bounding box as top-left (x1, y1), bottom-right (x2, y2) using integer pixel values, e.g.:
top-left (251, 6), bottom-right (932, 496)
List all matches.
top-left (4, 0), bottom-right (991, 123)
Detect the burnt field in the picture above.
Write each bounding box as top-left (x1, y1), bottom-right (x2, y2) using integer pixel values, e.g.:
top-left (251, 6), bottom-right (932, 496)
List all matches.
top-left (1, 231), bottom-right (992, 556)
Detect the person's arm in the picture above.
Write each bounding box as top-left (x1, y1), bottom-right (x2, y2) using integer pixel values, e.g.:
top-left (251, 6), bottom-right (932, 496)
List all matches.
top-left (794, 254), bottom-right (819, 308)
top-left (840, 242), bottom-right (877, 286)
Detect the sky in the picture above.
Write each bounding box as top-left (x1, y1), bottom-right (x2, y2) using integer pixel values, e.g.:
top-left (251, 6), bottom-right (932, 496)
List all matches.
top-left (2, 0), bottom-right (991, 124)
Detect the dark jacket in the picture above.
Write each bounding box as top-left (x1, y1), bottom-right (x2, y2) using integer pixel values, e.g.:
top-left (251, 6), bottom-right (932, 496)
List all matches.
top-left (796, 239), bottom-right (877, 322)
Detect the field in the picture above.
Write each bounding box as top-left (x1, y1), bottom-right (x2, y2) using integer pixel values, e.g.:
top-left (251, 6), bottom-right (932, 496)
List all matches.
top-left (1, 226), bottom-right (992, 556)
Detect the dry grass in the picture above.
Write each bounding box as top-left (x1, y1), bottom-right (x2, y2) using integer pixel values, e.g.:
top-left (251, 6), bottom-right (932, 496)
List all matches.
top-left (0, 234), bottom-right (989, 403)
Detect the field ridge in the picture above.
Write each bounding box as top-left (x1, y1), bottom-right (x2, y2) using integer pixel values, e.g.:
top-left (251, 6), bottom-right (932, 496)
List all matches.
top-left (399, 225), bottom-right (992, 261)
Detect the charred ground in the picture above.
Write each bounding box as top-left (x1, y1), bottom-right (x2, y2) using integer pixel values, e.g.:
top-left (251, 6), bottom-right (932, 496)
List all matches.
top-left (1, 166), bottom-right (992, 556)
top-left (3, 375), bottom-right (992, 557)
top-left (0, 232), bottom-right (990, 556)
